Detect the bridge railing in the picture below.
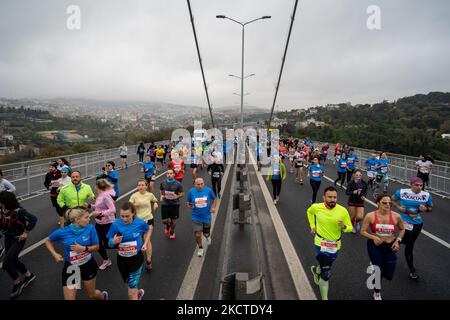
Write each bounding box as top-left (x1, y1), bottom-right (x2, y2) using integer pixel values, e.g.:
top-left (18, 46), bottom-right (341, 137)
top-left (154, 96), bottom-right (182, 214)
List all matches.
top-left (0, 141), bottom-right (167, 198)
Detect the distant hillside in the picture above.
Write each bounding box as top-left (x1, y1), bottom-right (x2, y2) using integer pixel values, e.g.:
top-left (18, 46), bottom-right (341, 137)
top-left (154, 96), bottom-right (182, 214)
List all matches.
top-left (278, 92), bottom-right (450, 161)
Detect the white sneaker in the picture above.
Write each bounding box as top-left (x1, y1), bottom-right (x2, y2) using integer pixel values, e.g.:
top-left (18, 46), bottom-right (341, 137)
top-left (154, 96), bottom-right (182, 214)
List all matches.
top-left (99, 259), bottom-right (112, 270)
top-left (206, 237), bottom-right (212, 246)
top-left (373, 292), bottom-right (382, 300)
top-left (101, 291), bottom-right (109, 300)
top-left (137, 289), bottom-right (145, 300)
top-left (197, 248), bottom-right (204, 257)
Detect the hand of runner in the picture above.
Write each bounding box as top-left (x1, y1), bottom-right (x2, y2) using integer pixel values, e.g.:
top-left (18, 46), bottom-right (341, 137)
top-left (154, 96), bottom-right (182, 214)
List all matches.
top-left (16, 232), bottom-right (28, 241)
top-left (391, 241), bottom-right (400, 251)
top-left (419, 205), bottom-right (427, 212)
top-left (211, 207), bottom-right (216, 215)
top-left (141, 244), bottom-right (147, 251)
top-left (310, 227), bottom-right (316, 235)
top-left (373, 237), bottom-right (383, 246)
top-left (82, 203), bottom-right (90, 209)
top-left (400, 206), bottom-right (407, 213)
top-left (53, 253), bottom-right (64, 263)
top-left (186, 202), bottom-right (194, 209)
top-left (112, 234), bottom-right (123, 245)
top-left (353, 190), bottom-right (358, 194)
top-left (338, 221), bottom-right (345, 229)
top-left (91, 211), bottom-right (101, 218)
top-left (70, 242), bottom-right (86, 253)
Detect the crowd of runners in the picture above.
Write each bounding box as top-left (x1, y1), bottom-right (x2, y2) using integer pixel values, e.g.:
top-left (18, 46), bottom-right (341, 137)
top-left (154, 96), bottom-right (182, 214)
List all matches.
top-left (0, 136), bottom-right (438, 300)
top-left (265, 136), bottom-right (435, 300)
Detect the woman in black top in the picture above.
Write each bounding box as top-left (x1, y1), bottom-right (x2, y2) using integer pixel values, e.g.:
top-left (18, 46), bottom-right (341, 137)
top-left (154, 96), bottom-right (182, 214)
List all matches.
top-left (345, 169), bottom-right (368, 234)
top-left (0, 191), bottom-right (37, 299)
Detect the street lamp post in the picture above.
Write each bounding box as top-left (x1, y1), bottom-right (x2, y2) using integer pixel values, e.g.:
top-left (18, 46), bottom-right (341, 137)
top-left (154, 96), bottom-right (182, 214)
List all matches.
top-left (217, 15), bottom-right (271, 130)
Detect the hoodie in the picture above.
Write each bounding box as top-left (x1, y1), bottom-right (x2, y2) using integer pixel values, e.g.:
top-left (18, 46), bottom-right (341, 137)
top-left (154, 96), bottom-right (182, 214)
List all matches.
top-left (92, 189), bottom-right (116, 225)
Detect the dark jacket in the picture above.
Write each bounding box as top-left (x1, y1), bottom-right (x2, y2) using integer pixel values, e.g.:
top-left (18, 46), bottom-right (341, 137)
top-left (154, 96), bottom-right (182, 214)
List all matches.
top-left (346, 179), bottom-right (368, 204)
top-left (0, 207), bottom-right (38, 238)
top-left (44, 170), bottom-right (62, 196)
top-left (207, 164), bottom-right (224, 178)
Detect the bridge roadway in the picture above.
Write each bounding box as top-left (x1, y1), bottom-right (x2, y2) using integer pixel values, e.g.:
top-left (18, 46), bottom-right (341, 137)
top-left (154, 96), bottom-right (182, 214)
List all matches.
top-left (0, 156), bottom-right (449, 300)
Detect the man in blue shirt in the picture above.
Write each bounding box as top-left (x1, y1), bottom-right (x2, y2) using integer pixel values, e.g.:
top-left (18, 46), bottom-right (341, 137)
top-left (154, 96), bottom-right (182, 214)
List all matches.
top-left (186, 178), bottom-right (217, 257)
top-left (346, 148), bottom-right (359, 184)
top-left (365, 153), bottom-right (378, 190)
top-left (392, 176), bottom-right (433, 280)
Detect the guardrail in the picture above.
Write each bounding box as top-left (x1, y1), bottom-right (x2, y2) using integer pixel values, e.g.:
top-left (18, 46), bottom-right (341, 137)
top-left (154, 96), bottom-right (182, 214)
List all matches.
top-left (1, 141), bottom-right (168, 198)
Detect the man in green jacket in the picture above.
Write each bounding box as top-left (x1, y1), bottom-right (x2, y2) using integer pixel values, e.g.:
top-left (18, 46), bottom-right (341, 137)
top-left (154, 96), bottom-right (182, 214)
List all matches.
top-left (266, 156), bottom-right (287, 204)
top-left (57, 170), bottom-right (95, 226)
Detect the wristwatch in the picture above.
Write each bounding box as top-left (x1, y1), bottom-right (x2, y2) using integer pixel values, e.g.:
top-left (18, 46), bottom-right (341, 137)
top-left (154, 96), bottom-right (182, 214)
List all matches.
top-left (396, 237), bottom-right (402, 243)
top-left (84, 246), bottom-right (89, 252)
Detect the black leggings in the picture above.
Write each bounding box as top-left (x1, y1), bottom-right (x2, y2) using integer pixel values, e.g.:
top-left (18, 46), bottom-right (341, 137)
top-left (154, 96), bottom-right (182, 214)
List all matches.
top-left (402, 223), bottom-right (423, 272)
top-left (95, 223), bottom-right (112, 260)
top-left (346, 169), bottom-right (354, 183)
top-left (271, 179), bottom-right (282, 199)
top-left (310, 180), bottom-right (321, 203)
top-left (138, 153), bottom-right (144, 162)
top-left (335, 172), bottom-right (346, 186)
top-left (3, 236), bottom-right (27, 280)
top-left (211, 177), bottom-right (222, 196)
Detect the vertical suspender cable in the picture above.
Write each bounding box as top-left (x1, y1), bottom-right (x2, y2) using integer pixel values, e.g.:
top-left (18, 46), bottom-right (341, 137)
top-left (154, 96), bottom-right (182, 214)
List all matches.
top-left (186, 0), bottom-right (215, 128)
top-left (268, 0), bottom-right (299, 128)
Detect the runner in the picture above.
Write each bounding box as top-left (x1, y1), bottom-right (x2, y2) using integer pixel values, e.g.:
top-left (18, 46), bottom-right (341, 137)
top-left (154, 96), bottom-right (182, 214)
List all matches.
top-left (373, 152), bottom-right (390, 199)
top-left (365, 153), bottom-right (378, 190)
top-left (140, 155), bottom-right (159, 193)
top-left (392, 177), bottom-right (433, 280)
top-left (279, 143), bottom-right (286, 162)
top-left (119, 142), bottom-right (128, 169)
top-left (207, 157), bottom-right (224, 198)
top-left (169, 151), bottom-right (185, 183)
top-left (107, 202), bottom-right (150, 300)
top-left (0, 169), bottom-right (16, 193)
top-left (266, 155), bottom-right (287, 205)
top-left (91, 179), bottom-right (116, 271)
top-left (57, 171), bottom-right (95, 226)
top-left (416, 154), bottom-right (433, 191)
top-left (137, 142), bottom-right (146, 163)
top-left (166, 144), bottom-right (173, 163)
top-left (160, 169), bottom-right (184, 239)
top-left (293, 147), bottom-right (308, 185)
top-left (287, 145), bottom-right (296, 173)
top-left (345, 169), bottom-right (368, 233)
top-left (360, 194), bottom-right (405, 300)
top-left (321, 143), bottom-right (330, 164)
top-left (57, 158), bottom-right (72, 175)
top-left (147, 144), bottom-right (156, 163)
top-left (44, 162), bottom-right (63, 226)
top-left (307, 157), bottom-right (325, 203)
top-left (334, 143), bottom-right (341, 159)
top-left (129, 179), bottom-right (158, 270)
top-left (156, 145), bottom-right (165, 167)
top-left (190, 144), bottom-right (201, 182)
top-left (186, 178), bottom-right (217, 257)
top-left (45, 207), bottom-right (108, 300)
top-left (0, 191), bottom-right (37, 299)
top-left (97, 161), bottom-right (119, 200)
top-left (334, 152), bottom-right (348, 187)
top-left (311, 148), bottom-right (322, 165)
top-left (346, 148), bottom-right (359, 184)
top-left (308, 186), bottom-right (353, 300)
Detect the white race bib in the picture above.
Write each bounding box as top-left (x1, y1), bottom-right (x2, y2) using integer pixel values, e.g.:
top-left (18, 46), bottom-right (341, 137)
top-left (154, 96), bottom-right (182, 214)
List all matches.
top-left (312, 170), bottom-right (321, 177)
top-left (273, 169), bottom-right (280, 175)
top-left (320, 240), bottom-right (338, 254)
top-left (118, 241), bottom-right (138, 257)
top-left (212, 172), bottom-right (220, 178)
top-left (164, 191), bottom-right (177, 200)
top-left (367, 171), bottom-right (376, 178)
top-left (69, 251), bottom-right (91, 266)
top-left (403, 222), bottom-right (414, 231)
top-left (419, 167), bottom-right (428, 174)
top-left (174, 165), bottom-right (181, 173)
top-left (375, 224), bottom-right (395, 236)
top-left (381, 167), bottom-right (388, 173)
top-left (194, 197), bottom-right (208, 208)
top-left (341, 162), bottom-right (347, 168)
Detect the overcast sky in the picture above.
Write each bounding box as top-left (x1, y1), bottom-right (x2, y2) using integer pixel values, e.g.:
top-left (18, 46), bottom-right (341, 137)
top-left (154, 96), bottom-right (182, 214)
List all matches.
top-left (0, 0), bottom-right (449, 110)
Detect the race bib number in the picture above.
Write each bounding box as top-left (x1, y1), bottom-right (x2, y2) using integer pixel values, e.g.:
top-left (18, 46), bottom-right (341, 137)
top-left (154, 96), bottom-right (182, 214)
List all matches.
top-left (118, 241), bottom-right (138, 257)
top-left (341, 162), bottom-right (347, 168)
top-left (174, 165), bottom-right (181, 173)
top-left (367, 171), bottom-right (376, 178)
top-left (70, 251), bottom-right (91, 266)
top-left (320, 240), bottom-right (338, 254)
top-left (375, 224), bottom-right (395, 236)
top-left (312, 170), bottom-right (321, 177)
top-left (213, 172), bottom-right (220, 178)
top-left (164, 191), bottom-right (177, 200)
top-left (273, 169), bottom-right (280, 175)
top-left (194, 197), bottom-right (208, 208)
top-left (403, 222), bottom-right (414, 231)
top-left (419, 167), bottom-right (428, 174)
top-left (381, 167), bottom-right (388, 173)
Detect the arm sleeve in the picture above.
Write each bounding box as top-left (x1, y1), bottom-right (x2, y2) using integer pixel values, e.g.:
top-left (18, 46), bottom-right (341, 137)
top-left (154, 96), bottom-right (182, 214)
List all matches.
top-left (187, 190), bottom-right (193, 203)
top-left (392, 189), bottom-right (400, 200)
top-left (341, 210), bottom-right (353, 233)
top-left (57, 190), bottom-right (65, 208)
top-left (88, 186), bottom-right (95, 199)
top-left (19, 208), bottom-right (38, 232)
top-left (150, 194), bottom-right (158, 203)
top-left (44, 174), bottom-right (51, 190)
top-left (107, 171), bottom-right (119, 183)
top-left (345, 182), bottom-right (354, 195)
top-left (306, 205), bottom-right (316, 229)
top-left (361, 181), bottom-right (368, 197)
top-left (48, 228), bottom-right (62, 242)
top-left (106, 223), bottom-right (116, 240)
top-left (103, 195), bottom-right (117, 217)
top-left (4, 180), bottom-right (16, 193)
top-left (209, 189), bottom-right (216, 201)
top-left (427, 194), bottom-right (433, 206)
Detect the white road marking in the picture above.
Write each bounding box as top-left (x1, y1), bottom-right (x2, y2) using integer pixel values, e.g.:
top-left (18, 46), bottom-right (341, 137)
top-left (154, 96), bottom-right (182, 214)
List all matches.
top-left (176, 164), bottom-right (231, 300)
top-left (321, 175), bottom-right (450, 249)
top-left (248, 150), bottom-right (317, 300)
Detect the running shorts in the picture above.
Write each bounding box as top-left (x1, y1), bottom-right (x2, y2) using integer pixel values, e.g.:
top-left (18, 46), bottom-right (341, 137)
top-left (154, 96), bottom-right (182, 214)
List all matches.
top-left (61, 258), bottom-right (98, 287)
top-left (117, 252), bottom-right (144, 289)
top-left (161, 205), bottom-right (180, 220)
top-left (193, 220), bottom-right (211, 234)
